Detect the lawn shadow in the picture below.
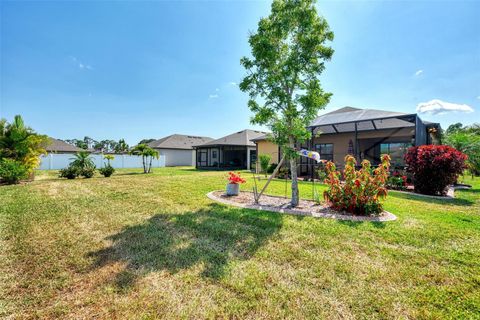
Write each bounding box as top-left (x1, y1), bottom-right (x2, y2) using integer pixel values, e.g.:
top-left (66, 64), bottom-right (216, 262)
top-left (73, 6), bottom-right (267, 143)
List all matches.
top-left (113, 171), bottom-right (147, 176)
top-left (87, 203), bottom-right (283, 291)
top-left (389, 191), bottom-right (475, 206)
top-left (337, 220), bottom-right (387, 229)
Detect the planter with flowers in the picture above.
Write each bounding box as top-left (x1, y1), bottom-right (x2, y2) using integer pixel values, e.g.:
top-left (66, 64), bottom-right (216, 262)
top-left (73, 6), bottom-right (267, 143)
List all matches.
top-left (226, 172), bottom-right (246, 196)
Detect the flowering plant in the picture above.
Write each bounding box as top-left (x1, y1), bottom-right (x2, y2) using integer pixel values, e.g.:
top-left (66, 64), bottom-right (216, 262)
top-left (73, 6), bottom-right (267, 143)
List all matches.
top-left (323, 154), bottom-right (391, 215)
top-left (227, 172), bottom-right (246, 184)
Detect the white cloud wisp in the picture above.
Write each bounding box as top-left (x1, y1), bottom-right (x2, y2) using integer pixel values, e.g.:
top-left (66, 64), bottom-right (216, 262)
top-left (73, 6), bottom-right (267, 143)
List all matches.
top-left (416, 99), bottom-right (474, 115)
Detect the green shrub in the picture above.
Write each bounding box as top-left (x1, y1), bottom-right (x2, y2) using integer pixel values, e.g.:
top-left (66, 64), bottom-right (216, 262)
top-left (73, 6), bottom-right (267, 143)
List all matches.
top-left (267, 163), bottom-right (277, 174)
top-left (258, 154), bottom-right (271, 177)
top-left (80, 167), bottom-right (96, 178)
top-left (99, 165), bottom-right (115, 177)
top-left (0, 158), bottom-right (28, 184)
top-left (59, 166), bottom-right (79, 179)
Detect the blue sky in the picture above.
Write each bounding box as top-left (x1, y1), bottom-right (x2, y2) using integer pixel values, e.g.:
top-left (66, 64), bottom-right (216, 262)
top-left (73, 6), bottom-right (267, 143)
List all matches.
top-left (1, 0), bottom-right (479, 144)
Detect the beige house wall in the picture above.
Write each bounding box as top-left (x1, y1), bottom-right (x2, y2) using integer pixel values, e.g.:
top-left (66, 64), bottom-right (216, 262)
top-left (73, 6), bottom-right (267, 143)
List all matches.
top-left (256, 140), bottom-right (280, 164)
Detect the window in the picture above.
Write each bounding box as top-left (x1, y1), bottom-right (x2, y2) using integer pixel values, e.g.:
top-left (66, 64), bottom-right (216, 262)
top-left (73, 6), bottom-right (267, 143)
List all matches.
top-left (380, 142), bottom-right (411, 166)
top-left (315, 143), bottom-right (334, 161)
top-left (212, 150), bottom-right (217, 158)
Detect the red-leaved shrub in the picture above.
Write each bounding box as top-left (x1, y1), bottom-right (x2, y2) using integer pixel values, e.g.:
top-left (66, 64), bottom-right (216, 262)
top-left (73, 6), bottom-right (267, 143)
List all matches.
top-left (323, 155), bottom-right (390, 215)
top-left (404, 145), bottom-right (467, 196)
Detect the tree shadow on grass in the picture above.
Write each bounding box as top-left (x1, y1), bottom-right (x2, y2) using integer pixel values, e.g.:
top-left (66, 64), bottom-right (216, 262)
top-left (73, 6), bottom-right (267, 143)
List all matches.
top-left (337, 220), bottom-right (387, 229)
top-left (87, 203), bottom-right (283, 291)
top-left (388, 191), bottom-right (475, 206)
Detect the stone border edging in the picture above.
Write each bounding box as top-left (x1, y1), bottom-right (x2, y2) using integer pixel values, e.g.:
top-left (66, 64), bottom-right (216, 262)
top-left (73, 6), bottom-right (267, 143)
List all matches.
top-left (207, 191), bottom-right (397, 222)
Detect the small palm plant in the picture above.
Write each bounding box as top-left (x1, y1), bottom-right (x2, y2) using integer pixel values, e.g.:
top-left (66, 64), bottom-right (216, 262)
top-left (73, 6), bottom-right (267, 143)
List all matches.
top-left (71, 151), bottom-right (95, 169)
top-left (99, 154), bottom-right (115, 177)
top-left (130, 144), bottom-right (159, 173)
top-left (70, 151), bottom-right (96, 178)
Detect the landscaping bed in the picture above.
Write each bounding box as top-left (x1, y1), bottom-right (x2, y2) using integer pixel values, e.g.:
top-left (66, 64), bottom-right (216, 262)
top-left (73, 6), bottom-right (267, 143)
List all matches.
top-left (208, 190), bottom-right (397, 222)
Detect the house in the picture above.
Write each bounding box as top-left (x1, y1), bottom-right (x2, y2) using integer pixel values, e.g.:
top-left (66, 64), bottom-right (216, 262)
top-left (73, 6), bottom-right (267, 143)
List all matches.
top-left (194, 129), bottom-right (267, 170)
top-left (148, 134), bottom-right (213, 166)
top-left (251, 107), bottom-right (441, 176)
top-left (45, 138), bottom-right (83, 153)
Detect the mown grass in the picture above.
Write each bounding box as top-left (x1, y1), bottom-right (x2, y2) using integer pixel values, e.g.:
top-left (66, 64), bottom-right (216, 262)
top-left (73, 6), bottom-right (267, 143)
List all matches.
top-left (1, 167), bottom-right (479, 319)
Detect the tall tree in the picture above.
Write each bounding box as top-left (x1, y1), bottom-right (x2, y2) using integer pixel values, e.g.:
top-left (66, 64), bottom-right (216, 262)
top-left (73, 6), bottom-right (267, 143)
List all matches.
top-left (138, 138), bottom-right (155, 145)
top-left (114, 139), bottom-right (129, 153)
top-left (240, 0), bottom-right (334, 206)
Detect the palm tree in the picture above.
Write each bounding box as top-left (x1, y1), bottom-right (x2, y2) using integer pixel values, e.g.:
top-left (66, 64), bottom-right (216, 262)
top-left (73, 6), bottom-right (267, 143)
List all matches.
top-left (0, 115), bottom-right (48, 175)
top-left (103, 154), bottom-right (115, 166)
top-left (130, 144), bottom-right (159, 173)
top-left (70, 151), bottom-right (95, 170)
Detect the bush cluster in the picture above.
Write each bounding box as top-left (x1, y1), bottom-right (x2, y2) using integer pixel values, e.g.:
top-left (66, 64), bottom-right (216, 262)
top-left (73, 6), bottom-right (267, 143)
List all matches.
top-left (386, 171), bottom-right (407, 191)
top-left (99, 165), bottom-right (115, 177)
top-left (405, 145), bottom-right (467, 195)
top-left (323, 155), bottom-right (390, 215)
top-left (0, 159), bottom-right (28, 184)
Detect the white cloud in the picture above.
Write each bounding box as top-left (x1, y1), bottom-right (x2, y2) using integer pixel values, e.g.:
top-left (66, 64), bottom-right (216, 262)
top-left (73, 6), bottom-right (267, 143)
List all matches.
top-left (70, 56), bottom-right (93, 70)
top-left (416, 99), bottom-right (474, 115)
top-left (209, 94), bottom-right (219, 99)
top-left (414, 69), bottom-right (423, 76)
top-left (215, 88), bottom-right (220, 92)
top-left (477, 96), bottom-right (480, 100)
top-left (229, 82), bottom-right (237, 86)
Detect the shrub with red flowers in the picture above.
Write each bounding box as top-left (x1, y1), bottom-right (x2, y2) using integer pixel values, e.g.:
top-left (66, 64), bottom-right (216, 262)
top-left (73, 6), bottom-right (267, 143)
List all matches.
top-left (227, 172), bottom-right (246, 184)
top-left (323, 154), bottom-right (391, 215)
top-left (404, 145), bottom-right (467, 196)
top-left (387, 170), bottom-right (408, 190)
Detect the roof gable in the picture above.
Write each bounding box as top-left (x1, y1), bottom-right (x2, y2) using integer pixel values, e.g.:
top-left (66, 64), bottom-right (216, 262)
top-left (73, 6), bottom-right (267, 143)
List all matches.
top-left (148, 134), bottom-right (214, 150)
top-left (45, 138), bottom-right (83, 153)
top-left (196, 129), bottom-right (267, 147)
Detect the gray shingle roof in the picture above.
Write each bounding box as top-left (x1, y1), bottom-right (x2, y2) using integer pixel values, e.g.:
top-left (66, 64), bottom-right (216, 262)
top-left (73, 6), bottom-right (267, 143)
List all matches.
top-left (195, 129), bottom-right (268, 147)
top-left (309, 107), bottom-right (421, 134)
top-left (45, 138), bottom-right (83, 153)
top-left (148, 134), bottom-right (214, 150)
top-left (309, 107), bottom-right (413, 127)
top-left (250, 133), bottom-right (272, 142)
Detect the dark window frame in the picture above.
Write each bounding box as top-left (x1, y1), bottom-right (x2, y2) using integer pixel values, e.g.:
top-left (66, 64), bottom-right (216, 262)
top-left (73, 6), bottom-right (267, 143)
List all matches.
top-left (315, 143), bottom-right (334, 161)
top-left (379, 142), bottom-right (411, 166)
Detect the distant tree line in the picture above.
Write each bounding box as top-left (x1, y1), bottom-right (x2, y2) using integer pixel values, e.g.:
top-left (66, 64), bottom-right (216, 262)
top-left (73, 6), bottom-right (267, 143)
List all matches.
top-left (64, 137), bottom-right (130, 153)
top-left (443, 122), bottom-right (480, 177)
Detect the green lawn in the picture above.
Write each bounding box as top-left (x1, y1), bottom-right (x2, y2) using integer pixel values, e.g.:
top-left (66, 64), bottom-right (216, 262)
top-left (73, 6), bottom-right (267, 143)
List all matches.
top-left (1, 167), bottom-right (479, 319)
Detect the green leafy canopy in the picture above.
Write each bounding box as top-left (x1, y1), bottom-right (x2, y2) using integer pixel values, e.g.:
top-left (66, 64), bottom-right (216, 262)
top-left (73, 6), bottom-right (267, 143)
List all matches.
top-left (240, 0), bottom-right (334, 156)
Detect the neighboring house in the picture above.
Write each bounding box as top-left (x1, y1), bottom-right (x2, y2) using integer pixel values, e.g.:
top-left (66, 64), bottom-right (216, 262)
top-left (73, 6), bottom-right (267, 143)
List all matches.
top-left (252, 107), bottom-right (441, 176)
top-left (45, 138), bottom-right (83, 153)
top-left (194, 129), bottom-right (267, 170)
top-left (148, 134), bottom-right (213, 166)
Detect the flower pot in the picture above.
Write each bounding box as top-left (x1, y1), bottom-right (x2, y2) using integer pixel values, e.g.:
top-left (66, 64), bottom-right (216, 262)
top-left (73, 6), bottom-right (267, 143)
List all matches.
top-left (226, 183), bottom-right (240, 196)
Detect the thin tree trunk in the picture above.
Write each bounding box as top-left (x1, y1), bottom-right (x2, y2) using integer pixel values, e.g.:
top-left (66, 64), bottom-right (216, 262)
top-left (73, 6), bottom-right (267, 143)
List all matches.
top-left (142, 155), bottom-right (146, 173)
top-left (289, 138), bottom-right (299, 207)
top-left (149, 157), bottom-right (153, 173)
